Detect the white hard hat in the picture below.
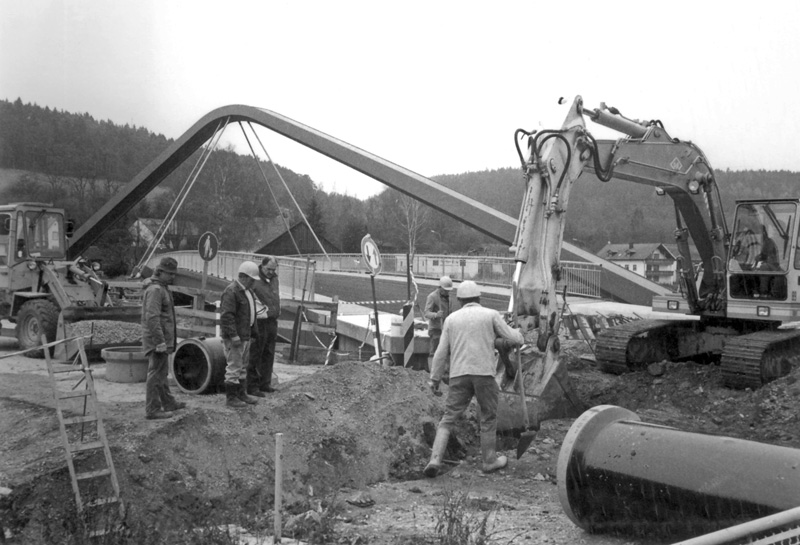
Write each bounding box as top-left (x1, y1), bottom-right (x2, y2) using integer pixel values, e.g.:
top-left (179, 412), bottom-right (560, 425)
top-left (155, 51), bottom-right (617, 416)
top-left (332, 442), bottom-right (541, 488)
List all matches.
top-left (439, 276), bottom-right (453, 290)
top-left (457, 280), bottom-right (481, 299)
top-left (238, 261), bottom-right (260, 279)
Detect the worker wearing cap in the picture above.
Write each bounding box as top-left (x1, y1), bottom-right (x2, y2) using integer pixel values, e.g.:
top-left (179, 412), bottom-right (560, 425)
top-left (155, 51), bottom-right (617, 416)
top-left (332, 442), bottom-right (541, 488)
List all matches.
top-left (424, 280), bottom-right (523, 477)
top-left (141, 256), bottom-right (185, 420)
top-left (424, 276), bottom-right (453, 372)
top-left (219, 261), bottom-right (261, 408)
top-left (246, 256), bottom-right (281, 396)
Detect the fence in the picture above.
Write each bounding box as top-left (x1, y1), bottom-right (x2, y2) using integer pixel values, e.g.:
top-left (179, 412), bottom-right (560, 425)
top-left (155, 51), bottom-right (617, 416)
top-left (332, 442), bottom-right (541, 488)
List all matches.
top-left (154, 251), bottom-right (602, 299)
top-left (149, 251), bottom-right (318, 301)
top-left (311, 253), bottom-right (602, 298)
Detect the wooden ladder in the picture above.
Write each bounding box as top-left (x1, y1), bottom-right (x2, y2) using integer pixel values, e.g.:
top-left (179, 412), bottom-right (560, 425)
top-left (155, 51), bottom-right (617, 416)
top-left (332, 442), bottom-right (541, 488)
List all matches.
top-left (43, 335), bottom-right (125, 539)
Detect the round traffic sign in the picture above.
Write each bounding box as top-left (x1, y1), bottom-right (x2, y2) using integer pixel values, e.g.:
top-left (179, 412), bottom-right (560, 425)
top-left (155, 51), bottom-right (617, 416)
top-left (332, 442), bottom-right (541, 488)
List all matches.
top-left (361, 234), bottom-right (382, 275)
top-left (198, 232), bottom-right (219, 262)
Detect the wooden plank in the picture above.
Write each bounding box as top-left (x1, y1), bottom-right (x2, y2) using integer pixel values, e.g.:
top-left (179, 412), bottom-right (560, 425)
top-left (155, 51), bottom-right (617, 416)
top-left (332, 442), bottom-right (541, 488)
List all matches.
top-left (177, 325), bottom-right (216, 337)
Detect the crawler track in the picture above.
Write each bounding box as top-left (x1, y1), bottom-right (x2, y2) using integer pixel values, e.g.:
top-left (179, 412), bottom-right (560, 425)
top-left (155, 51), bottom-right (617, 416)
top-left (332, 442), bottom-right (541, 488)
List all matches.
top-left (595, 320), bottom-right (677, 374)
top-left (721, 329), bottom-right (800, 390)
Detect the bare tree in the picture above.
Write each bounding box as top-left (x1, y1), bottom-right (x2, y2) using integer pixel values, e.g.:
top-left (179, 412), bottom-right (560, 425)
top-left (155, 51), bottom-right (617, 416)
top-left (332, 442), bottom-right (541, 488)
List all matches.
top-left (392, 193), bottom-right (429, 258)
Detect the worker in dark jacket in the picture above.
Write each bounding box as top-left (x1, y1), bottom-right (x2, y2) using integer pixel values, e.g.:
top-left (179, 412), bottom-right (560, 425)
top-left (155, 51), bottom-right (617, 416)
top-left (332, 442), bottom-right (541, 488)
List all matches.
top-left (247, 256), bottom-right (281, 396)
top-left (141, 256), bottom-right (185, 420)
top-left (424, 276), bottom-right (452, 372)
top-left (219, 261), bottom-right (261, 408)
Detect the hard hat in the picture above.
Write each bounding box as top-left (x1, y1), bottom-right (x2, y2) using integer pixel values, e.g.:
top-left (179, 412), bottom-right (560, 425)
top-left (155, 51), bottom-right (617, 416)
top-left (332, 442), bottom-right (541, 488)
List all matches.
top-left (238, 261), bottom-right (260, 279)
top-left (457, 280), bottom-right (480, 299)
top-left (439, 276), bottom-right (453, 290)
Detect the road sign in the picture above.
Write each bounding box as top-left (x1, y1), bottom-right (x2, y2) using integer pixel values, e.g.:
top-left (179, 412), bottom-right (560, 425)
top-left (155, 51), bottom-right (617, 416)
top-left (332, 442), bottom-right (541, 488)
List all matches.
top-left (361, 234), bottom-right (382, 275)
top-left (198, 232), bottom-right (219, 262)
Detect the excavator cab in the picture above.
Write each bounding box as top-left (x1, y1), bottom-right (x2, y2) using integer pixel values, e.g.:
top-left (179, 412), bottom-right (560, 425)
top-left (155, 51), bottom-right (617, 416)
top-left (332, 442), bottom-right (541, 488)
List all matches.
top-left (727, 200), bottom-right (797, 310)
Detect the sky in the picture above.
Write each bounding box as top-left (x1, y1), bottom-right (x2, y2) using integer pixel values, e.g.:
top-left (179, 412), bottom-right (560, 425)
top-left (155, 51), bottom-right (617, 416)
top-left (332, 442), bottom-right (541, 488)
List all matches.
top-left (2, 1), bottom-right (800, 200)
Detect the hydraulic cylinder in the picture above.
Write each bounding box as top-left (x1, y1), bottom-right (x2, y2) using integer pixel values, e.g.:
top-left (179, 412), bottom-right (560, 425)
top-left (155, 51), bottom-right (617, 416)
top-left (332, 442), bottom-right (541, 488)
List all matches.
top-left (557, 405), bottom-right (800, 538)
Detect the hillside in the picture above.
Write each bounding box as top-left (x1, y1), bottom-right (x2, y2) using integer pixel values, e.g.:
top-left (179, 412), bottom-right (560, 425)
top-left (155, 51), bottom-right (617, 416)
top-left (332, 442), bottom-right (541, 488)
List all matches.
top-left (3, 98), bottom-right (800, 257)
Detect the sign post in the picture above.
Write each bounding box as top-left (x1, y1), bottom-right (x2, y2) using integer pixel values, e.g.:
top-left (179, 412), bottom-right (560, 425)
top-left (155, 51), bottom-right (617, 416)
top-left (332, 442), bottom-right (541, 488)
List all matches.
top-left (197, 232), bottom-right (219, 305)
top-left (361, 234), bottom-right (383, 360)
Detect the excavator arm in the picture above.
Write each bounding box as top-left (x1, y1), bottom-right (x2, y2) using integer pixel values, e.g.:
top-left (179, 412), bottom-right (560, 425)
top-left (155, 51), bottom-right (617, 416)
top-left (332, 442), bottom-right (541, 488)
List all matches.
top-left (506, 97), bottom-right (731, 434)
top-left (513, 97), bottom-right (729, 324)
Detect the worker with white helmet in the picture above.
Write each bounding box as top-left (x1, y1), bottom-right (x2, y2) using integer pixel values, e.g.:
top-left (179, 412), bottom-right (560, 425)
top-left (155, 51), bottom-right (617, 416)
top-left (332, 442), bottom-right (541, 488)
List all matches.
top-left (424, 280), bottom-right (523, 477)
top-left (219, 260), bottom-right (261, 408)
top-left (423, 275), bottom-right (453, 372)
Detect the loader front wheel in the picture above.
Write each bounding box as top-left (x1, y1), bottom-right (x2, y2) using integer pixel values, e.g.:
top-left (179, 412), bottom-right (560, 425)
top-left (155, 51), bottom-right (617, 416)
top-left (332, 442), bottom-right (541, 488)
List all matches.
top-left (17, 300), bottom-right (59, 358)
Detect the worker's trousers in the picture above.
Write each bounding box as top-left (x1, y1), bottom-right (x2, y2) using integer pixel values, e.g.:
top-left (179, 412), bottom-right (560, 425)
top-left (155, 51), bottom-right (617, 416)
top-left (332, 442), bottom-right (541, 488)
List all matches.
top-left (222, 338), bottom-right (251, 384)
top-left (248, 318), bottom-right (278, 389)
top-left (145, 351), bottom-right (177, 415)
top-left (437, 375), bottom-right (499, 436)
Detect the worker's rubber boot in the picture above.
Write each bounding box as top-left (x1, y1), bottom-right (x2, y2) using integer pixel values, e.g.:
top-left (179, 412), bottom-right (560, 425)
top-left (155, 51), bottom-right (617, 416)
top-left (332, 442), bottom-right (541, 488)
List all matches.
top-left (423, 428), bottom-right (450, 478)
top-left (247, 382), bottom-right (267, 398)
top-left (238, 380), bottom-right (259, 405)
top-left (480, 431), bottom-right (507, 473)
top-left (225, 383), bottom-right (247, 408)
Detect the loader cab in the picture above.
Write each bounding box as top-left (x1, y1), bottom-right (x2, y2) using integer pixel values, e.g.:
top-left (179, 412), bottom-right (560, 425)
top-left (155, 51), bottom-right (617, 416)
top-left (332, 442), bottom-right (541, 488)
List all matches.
top-left (0, 212), bottom-right (10, 266)
top-left (12, 204), bottom-right (68, 262)
top-left (728, 200), bottom-right (797, 310)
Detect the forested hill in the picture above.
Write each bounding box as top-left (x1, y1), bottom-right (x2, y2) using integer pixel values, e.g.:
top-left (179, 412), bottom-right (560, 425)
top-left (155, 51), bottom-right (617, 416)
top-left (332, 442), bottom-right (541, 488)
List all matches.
top-left (433, 167), bottom-right (800, 251)
top-left (2, 97), bottom-right (799, 260)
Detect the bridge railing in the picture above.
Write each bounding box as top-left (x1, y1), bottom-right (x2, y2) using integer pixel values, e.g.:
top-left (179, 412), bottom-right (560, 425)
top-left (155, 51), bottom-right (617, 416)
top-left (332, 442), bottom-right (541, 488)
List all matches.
top-left (309, 253), bottom-right (602, 298)
top-left (153, 251), bottom-right (602, 299)
top-left (149, 251), bottom-right (318, 300)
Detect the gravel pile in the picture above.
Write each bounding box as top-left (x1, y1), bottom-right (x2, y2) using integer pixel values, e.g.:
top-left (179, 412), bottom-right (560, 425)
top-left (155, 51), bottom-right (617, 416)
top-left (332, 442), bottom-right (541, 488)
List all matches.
top-left (68, 320), bottom-right (142, 346)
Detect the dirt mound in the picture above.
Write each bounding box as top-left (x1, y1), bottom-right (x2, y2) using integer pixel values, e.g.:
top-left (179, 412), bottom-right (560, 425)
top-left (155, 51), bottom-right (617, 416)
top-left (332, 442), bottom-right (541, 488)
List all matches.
top-left (1, 361), bottom-right (479, 541)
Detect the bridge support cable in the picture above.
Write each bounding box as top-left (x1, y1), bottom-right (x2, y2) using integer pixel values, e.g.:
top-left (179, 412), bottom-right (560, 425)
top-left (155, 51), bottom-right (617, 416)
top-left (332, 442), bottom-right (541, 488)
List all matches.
top-left (238, 122), bottom-right (303, 256)
top-left (242, 121), bottom-right (331, 262)
top-left (132, 117), bottom-right (229, 276)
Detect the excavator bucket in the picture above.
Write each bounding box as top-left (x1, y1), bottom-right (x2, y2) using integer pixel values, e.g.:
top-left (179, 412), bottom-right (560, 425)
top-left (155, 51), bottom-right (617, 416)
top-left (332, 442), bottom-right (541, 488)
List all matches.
top-left (497, 344), bottom-right (585, 442)
top-left (54, 306), bottom-right (143, 362)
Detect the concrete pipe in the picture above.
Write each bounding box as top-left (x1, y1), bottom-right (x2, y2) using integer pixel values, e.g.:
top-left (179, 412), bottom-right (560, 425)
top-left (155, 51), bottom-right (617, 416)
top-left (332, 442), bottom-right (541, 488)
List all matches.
top-left (557, 405), bottom-right (800, 539)
top-left (170, 337), bottom-right (227, 395)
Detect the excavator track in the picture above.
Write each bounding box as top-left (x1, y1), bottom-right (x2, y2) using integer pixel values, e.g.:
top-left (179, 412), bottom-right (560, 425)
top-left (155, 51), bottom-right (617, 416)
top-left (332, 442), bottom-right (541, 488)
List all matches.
top-left (595, 320), bottom-right (678, 375)
top-left (721, 329), bottom-right (800, 390)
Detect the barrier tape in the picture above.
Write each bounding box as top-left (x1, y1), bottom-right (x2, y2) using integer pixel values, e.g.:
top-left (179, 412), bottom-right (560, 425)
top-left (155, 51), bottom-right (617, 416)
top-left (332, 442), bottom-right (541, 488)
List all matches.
top-left (341, 299), bottom-right (410, 305)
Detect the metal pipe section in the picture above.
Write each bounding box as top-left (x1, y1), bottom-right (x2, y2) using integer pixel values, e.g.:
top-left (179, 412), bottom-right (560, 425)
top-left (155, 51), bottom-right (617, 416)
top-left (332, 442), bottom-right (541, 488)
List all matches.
top-left (557, 405), bottom-right (800, 539)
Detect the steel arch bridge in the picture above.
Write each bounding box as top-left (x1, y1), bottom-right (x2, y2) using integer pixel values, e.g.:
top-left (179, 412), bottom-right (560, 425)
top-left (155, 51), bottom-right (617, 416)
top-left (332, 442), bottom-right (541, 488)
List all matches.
top-left (68, 104), bottom-right (670, 305)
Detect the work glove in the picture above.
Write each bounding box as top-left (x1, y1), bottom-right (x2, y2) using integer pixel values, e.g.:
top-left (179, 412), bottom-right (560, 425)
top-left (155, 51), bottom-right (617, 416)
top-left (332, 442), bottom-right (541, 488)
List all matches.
top-left (155, 342), bottom-right (167, 353)
top-left (428, 379), bottom-right (442, 397)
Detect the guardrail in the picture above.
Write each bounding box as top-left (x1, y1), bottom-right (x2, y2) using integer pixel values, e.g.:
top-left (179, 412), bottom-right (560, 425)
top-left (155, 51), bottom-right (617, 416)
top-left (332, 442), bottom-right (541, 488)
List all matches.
top-left (148, 251), bottom-right (318, 301)
top-left (310, 253), bottom-right (602, 298)
top-left (153, 251), bottom-right (602, 299)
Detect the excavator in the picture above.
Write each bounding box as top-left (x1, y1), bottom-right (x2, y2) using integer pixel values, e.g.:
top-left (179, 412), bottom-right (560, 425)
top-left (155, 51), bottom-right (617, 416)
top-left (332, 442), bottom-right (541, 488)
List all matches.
top-left (507, 95), bottom-right (800, 429)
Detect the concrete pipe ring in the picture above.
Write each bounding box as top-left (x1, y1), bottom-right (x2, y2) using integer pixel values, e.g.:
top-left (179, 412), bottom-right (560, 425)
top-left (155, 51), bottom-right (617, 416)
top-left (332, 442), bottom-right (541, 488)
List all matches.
top-left (170, 337), bottom-right (227, 395)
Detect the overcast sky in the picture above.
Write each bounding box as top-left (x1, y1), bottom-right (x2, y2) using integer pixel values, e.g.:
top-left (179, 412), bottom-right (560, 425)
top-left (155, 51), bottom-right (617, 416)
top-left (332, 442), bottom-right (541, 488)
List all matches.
top-left (2, 1), bottom-right (799, 200)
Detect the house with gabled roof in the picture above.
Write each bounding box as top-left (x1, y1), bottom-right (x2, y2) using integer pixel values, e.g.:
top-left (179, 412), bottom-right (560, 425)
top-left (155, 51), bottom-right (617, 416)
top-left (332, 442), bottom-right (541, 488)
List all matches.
top-left (597, 242), bottom-right (677, 286)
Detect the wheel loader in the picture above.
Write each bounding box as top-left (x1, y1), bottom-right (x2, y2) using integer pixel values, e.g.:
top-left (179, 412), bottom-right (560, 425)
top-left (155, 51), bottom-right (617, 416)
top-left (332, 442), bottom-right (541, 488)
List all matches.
top-left (0, 202), bottom-right (141, 360)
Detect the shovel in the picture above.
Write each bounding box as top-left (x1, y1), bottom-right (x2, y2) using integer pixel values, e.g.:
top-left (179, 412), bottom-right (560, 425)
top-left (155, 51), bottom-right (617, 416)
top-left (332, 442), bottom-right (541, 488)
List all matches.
top-left (515, 345), bottom-right (538, 459)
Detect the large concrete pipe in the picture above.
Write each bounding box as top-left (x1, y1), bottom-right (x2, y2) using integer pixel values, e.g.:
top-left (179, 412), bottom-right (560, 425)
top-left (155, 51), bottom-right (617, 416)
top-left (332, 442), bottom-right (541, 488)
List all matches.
top-left (170, 337), bottom-right (227, 394)
top-left (557, 405), bottom-right (800, 539)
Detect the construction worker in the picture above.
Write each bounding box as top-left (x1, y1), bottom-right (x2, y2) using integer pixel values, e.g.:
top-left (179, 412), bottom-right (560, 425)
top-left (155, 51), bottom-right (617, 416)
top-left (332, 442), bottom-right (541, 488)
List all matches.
top-left (424, 276), bottom-right (452, 372)
top-left (220, 261), bottom-right (261, 408)
top-left (424, 280), bottom-right (523, 477)
top-left (246, 256), bottom-right (281, 396)
top-left (141, 256), bottom-right (185, 420)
